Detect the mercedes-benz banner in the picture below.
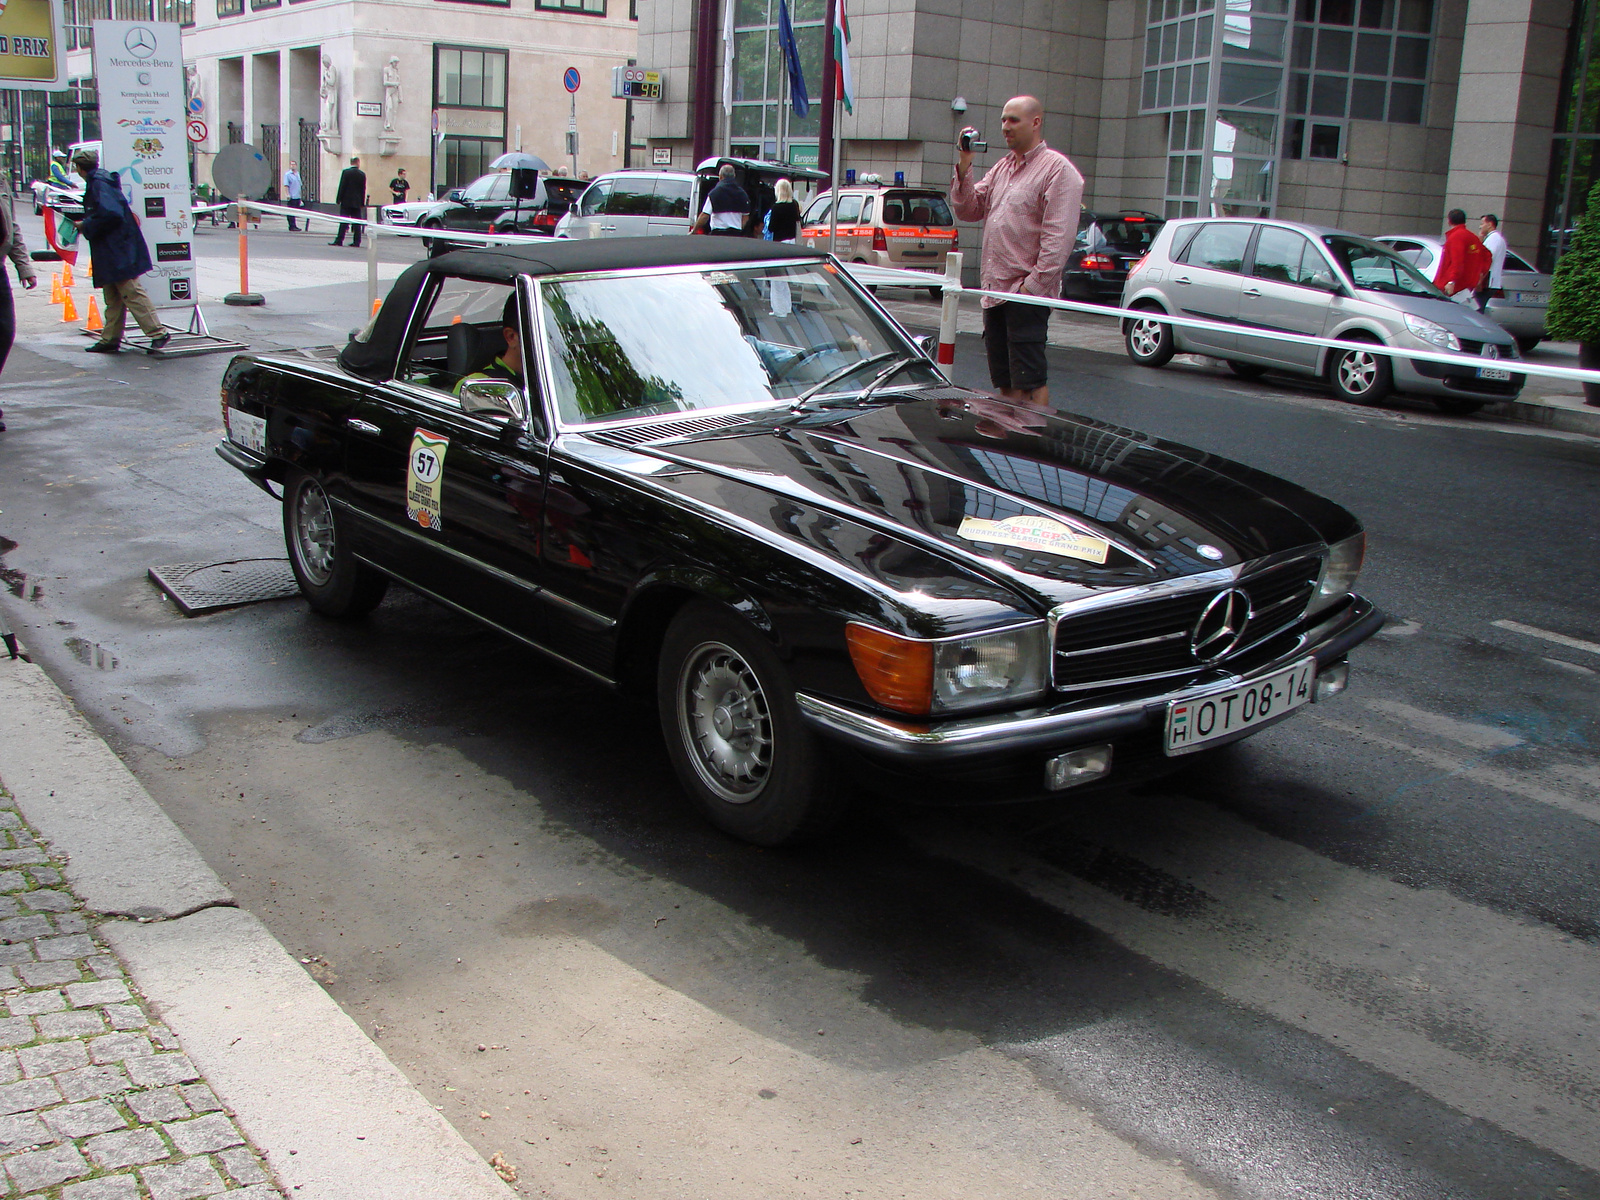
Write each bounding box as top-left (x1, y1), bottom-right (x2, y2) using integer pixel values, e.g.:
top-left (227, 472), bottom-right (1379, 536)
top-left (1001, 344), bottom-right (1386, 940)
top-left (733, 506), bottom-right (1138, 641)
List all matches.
top-left (93, 20), bottom-right (196, 309)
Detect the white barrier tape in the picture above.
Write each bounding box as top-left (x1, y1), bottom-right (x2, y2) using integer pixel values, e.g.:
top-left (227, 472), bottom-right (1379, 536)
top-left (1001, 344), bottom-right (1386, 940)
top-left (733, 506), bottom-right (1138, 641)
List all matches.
top-left (835, 261), bottom-right (1597, 388)
top-left (202, 199), bottom-right (539, 248)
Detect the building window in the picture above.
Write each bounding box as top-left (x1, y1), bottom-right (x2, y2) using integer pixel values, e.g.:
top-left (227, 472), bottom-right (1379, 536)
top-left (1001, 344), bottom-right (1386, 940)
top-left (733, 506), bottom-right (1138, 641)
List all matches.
top-left (1288, 0), bottom-right (1432, 126)
top-left (251, 0), bottom-right (281, 8)
top-left (62, 0), bottom-right (192, 47)
top-left (434, 46), bottom-right (509, 109)
top-left (730, 0), bottom-right (824, 162)
top-left (535, 0), bottom-right (605, 13)
top-left (1284, 117), bottom-right (1343, 159)
top-left (216, 0), bottom-right (243, 14)
top-left (1141, 0), bottom-right (1216, 114)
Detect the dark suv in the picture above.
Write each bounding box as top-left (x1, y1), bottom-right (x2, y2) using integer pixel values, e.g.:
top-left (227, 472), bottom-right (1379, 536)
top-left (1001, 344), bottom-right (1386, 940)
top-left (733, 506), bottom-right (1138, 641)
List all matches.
top-left (1061, 211), bottom-right (1166, 303)
top-left (489, 178), bottom-right (589, 237)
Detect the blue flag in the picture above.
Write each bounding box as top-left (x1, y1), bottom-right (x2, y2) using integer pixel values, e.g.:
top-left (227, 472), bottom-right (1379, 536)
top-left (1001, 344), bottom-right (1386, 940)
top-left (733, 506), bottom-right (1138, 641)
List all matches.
top-left (779, 0), bottom-right (809, 118)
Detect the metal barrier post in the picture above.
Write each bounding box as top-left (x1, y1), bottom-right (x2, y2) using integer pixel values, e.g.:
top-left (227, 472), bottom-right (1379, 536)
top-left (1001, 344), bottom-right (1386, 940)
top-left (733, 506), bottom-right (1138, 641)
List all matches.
top-left (225, 204), bottom-right (264, 307)
top-left (937, 251), bottom-right (963, 367)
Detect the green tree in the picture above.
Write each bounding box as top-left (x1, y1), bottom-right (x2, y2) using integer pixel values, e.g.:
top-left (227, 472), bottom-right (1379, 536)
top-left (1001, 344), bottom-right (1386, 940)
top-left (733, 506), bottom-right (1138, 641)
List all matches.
top-left (1547, 178), bottom-right (1600, 345)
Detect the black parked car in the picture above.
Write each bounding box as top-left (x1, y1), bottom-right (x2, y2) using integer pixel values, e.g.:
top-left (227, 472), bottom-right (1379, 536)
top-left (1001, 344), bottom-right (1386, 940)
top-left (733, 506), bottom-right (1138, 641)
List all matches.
top-left (217, 238), bottom-right (1381, 844)
top-left (1061, 210), bottom-right (1166, 304)
top-left (488, 177), bottom-right (588, 238)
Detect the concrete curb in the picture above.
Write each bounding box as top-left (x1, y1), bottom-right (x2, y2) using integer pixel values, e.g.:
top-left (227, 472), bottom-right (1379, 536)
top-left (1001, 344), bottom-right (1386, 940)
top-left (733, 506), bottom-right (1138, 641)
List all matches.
top-left (0, 651), bottom-right (517, 1200)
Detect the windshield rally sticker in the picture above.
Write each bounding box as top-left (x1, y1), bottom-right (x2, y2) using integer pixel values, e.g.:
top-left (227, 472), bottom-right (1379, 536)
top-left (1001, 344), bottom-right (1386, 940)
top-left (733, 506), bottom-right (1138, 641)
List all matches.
top-left (407, 429), bottom-right (449, 530)
top-left (957, 514), bottom-right (1111, 564)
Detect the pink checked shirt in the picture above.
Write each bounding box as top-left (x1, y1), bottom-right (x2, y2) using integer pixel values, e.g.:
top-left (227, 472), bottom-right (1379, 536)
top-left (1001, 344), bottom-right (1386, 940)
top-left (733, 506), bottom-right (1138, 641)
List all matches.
top-left (950, 141), bottom-right (1084, 308)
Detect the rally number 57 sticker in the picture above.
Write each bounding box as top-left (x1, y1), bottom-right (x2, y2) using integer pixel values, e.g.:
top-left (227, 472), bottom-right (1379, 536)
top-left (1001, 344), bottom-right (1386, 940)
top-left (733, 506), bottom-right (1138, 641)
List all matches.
top-left (407, 429), bottom-right (449, 530)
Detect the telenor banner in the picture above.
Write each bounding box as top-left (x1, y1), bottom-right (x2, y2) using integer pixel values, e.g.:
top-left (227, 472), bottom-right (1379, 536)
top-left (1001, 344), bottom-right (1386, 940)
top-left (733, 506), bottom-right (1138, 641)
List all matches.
top-left (92, 20), bottom-right (196, 309)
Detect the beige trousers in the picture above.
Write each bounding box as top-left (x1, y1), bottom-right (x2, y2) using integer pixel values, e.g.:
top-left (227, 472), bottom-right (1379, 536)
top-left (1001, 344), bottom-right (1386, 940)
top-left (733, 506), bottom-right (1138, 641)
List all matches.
top-left (100, 278), bottom-right (165, 345)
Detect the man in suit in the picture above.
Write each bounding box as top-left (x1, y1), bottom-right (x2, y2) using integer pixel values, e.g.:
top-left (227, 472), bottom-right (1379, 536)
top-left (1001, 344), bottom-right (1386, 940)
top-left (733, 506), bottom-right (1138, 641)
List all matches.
top-left (331, 156), bottom-right (367, 247)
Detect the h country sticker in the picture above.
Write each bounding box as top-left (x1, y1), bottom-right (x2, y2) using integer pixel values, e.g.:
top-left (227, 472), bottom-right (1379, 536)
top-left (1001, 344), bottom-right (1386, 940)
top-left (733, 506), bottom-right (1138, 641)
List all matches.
top-left (956, 514), bottom-right (1110, 564)
top-left (407, 429), bottom-right (449, 530)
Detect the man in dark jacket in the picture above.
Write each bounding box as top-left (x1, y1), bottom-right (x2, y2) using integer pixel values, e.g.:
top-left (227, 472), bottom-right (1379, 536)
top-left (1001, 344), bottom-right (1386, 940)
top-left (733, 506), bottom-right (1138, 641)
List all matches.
top-left (70, 148), bottom-right (169, 354)
top-left (331, 156), bottom-right (367, 247)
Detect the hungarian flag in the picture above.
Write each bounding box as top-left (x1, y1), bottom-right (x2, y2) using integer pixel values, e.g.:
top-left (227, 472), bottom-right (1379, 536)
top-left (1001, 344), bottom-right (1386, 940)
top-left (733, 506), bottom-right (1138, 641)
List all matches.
top-left (833, 0), bottom-right (853, 115)
top-left (42, 206), bottom-right (79, 266)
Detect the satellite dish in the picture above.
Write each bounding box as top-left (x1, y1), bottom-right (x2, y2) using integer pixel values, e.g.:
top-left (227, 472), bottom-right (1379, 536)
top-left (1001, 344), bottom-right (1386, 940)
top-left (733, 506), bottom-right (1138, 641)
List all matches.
top-left (211, 143), bottom-right (273, 202)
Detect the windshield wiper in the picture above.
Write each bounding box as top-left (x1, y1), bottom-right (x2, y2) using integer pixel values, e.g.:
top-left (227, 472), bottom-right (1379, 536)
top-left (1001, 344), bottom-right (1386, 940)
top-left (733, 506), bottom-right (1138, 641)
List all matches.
top-left (791, 351), bottom-right (901, 409)
top-left (855, 355), bottom-right (921, 404)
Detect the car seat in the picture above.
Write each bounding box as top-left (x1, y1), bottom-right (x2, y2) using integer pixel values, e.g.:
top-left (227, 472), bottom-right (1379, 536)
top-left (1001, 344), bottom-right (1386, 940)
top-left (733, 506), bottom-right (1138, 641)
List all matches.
top-left (445, 322), bottom-right (507, 390)
top-left (910, 205), bottom-right (933, 226)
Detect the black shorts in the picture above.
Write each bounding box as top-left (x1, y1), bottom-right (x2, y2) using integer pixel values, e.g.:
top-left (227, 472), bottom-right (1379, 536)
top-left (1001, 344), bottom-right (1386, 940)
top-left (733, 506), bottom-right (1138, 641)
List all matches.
top-left (983, 300), bottom-right (1050, 390)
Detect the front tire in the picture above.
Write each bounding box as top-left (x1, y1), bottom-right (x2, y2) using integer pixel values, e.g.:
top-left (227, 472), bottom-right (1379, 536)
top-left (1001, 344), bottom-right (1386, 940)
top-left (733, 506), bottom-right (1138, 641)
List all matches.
top-left (282, 471), bottom-right (388, 618)
top-left (1516, 336), bottom-right (1541, 354)
top-left (657, 601), bottom-right (845, 846)
top-left (1328, 338), bottom-right (1392, 403)
top-left (1124, 307), bottom-right (1176, 367)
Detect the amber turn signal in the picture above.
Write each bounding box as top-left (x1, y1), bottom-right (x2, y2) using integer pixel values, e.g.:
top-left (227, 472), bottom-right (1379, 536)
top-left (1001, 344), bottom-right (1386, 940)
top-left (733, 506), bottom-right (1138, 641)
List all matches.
top-left (845, 623), bottom-right (934, 716)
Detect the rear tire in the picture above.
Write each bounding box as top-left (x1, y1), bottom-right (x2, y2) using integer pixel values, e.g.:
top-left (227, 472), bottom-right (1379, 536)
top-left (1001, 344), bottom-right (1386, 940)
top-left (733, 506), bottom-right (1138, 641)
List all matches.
top-left (282, 471), bottom-right (389, 619)
top-left (1124, 307), bottom-right (1176, 368)
top-left (1226, 360), bottom-right (1267, 380)
top-left (1328, 337), bottom-right (1393, 404)
top-left (657, 601), bottom-right (846, 846)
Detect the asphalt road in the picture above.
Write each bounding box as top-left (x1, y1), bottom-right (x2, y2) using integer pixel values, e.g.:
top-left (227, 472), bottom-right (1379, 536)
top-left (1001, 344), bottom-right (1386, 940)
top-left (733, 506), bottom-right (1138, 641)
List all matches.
top-left (1, 241), bottom-right (1597, 1199)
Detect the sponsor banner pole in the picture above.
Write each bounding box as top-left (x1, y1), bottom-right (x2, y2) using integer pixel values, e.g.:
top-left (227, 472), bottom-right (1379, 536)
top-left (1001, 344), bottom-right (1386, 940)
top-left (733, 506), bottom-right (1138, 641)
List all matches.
top-left (92, 20), bottom-right (196, 310)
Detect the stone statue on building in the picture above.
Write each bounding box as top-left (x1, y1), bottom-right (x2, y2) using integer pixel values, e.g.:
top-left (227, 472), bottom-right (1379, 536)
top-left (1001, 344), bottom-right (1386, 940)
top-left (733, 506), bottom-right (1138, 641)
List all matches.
top-left (319, 52), bottom-right (340, 147)
top-left (184, 64), bottom-right (200, 112)
top-left (383, 58), bottom-right (402, 133)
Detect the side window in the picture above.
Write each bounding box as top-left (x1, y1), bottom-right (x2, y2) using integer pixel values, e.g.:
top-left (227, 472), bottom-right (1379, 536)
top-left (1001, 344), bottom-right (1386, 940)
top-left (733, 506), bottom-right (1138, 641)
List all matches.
top-left (834, 194), bottom-right (863, 224)
top-left (653, 177), bottom-right (693, 218)
top-left (860, 196), bottom-right (874, 224)
top-left (1504, 251), bottom-right (1535, 272)
top-left (487, 175), bottom-right (511, 201)
top-left (1251, 227), bottom-right (1313, 285)
top-left (1180, 223), bottom-right (1252, 273)
top-left (578, 180), bottom-right (611, 217)
top-left (609, 177), bottom-right (655, 216)
top-left (802, 196), bottom-right (831, 225)
top-left (397, 277), bottom-right (518, 402)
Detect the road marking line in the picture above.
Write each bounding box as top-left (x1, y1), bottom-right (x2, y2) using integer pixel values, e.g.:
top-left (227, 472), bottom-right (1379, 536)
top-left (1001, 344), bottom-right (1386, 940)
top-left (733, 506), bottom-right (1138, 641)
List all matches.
top-left (1493, 619), bottom-right (1600, 657)
top-left (1362, 699), bottom-right (1523, 750)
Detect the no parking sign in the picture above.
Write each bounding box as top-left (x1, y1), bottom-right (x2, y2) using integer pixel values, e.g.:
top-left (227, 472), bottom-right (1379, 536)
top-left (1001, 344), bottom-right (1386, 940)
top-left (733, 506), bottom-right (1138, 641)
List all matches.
top-left (564, 67), bottom-right (581, 93)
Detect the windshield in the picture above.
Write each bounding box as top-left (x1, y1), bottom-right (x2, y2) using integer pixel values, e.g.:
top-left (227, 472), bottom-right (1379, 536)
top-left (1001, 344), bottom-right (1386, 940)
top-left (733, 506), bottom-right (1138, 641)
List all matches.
top-left (1323, 235), bottom-right (1446, 298)
top-left (538, 262), bottom-right (941, 425)
top-left (461, 174), bottom-right (499, 201)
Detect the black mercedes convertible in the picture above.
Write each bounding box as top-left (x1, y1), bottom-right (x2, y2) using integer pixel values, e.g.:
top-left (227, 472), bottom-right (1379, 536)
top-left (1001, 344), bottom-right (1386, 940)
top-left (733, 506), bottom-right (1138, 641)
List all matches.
top-left (216, 237), bottom-right (1382, 844)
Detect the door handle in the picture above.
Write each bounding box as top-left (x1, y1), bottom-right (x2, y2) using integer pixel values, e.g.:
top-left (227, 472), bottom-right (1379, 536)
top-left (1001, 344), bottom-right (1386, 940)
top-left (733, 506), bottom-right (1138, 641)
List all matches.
top-left (1175, 275), bottom-right (1192, 285)
top-left (347, 418), bottom-right (381, 435)
top-left (1242, 287), bottom-right (1262, 298)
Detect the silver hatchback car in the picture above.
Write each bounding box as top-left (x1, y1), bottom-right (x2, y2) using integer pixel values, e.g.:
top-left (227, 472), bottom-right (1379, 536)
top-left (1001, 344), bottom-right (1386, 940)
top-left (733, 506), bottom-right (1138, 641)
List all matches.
top-left (1121, 218), bottom-right (1523, 414)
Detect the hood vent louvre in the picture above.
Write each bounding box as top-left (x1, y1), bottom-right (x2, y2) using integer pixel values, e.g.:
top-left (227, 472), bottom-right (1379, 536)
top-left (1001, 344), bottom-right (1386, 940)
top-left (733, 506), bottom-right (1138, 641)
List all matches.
top-left (590, 413), bottom-right (751, 447)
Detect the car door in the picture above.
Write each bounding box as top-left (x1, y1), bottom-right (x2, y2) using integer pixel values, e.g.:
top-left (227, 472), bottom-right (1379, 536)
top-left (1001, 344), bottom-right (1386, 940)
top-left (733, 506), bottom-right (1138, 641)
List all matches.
top-left (1169, 221), bottom-right (1252, 353)
top-left (462, 174), bottom-right (511, 230)
top-left (833, 193), bottom-right (864, 256)
top-left (565, 178), bottom-right (611, 237)
top-left (605, 175), bottom-right (655, 237)
top-left (1236, 226), bottom-right (1333, 370)
top-left (649, 175), bottom-right (694, 235)
top-left (343, 274), bottom-right (550, 641)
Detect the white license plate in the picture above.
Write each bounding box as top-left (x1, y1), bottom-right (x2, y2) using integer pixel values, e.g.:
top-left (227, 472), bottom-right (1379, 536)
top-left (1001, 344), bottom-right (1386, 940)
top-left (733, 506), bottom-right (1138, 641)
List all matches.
top-left (1164, 658), bottom-right (1315, 755)
top-left (1512, 292), bottom-right (1547, 305)
top-left (1477, 366), bottom-right (1512, 381)
top-left (226, 407), bottom-right (267, 455)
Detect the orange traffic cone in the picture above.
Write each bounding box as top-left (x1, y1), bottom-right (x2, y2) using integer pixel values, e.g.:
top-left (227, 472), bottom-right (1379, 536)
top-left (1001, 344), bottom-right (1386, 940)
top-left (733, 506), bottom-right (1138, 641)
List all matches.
top-left (49, 273), bottom-right (62, 304)
top-left (62, 261), bottom-right (73, 288)
top-left (61, 291), bottom-right (78, 322)
top-left (451, 313), bottom-right (462, 323)
top-left (371, 297), bottom-right (382, 317)
top-left (86, 295), bottom-right (103, 333)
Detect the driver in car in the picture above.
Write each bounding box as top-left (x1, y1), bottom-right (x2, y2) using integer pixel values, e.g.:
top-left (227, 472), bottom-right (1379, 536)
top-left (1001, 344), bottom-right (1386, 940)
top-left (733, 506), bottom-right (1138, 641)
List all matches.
top-left (455, 295), bottom-right (524, 398)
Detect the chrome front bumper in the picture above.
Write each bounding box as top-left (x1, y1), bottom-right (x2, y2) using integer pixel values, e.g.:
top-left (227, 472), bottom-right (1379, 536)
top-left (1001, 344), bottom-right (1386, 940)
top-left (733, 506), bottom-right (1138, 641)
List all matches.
top-left (796, 595), bottom-right (1383, 763)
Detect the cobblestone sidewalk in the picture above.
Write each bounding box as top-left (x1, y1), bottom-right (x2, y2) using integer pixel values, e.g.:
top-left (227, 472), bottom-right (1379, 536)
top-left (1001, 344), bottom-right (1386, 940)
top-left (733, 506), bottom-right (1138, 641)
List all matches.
top-left (0, 788), bottom-right (283, 1200)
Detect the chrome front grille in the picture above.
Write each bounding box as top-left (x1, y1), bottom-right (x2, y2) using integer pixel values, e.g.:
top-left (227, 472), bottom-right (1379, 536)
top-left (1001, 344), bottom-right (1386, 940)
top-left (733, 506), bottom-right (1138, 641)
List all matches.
top-left (1051, 555), bottom-right (1321, 691)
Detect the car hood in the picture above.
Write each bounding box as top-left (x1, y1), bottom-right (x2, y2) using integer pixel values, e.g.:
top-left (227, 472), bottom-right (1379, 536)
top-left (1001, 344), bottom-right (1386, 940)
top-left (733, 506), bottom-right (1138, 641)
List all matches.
top-left (1359, 290), bottom-right (1514, 342)
top-left (621, 392), bottom-right (1358, 611)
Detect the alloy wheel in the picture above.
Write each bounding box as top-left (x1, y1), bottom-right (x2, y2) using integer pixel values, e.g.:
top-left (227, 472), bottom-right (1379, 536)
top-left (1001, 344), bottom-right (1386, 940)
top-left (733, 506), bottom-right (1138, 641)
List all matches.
top-left (1129, 318), bottom-right (1166, 359)
top-left (677, 641), bottom-right (774, 804)
top-left (1338, 349), bottom-right (1379, 395)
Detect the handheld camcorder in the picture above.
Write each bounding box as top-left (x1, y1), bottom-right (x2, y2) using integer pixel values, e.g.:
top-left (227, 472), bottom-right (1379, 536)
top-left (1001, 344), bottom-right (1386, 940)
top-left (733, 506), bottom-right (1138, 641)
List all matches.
top-left (959, 127), bottom-right (988, 153)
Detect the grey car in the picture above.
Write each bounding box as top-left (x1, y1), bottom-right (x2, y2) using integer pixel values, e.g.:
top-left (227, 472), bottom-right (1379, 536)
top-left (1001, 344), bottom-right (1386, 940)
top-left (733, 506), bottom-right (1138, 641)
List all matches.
top-left (1121, 218), bottom-right (1523, 415)
top-left (1376, 233), bottom-right (1549, 353)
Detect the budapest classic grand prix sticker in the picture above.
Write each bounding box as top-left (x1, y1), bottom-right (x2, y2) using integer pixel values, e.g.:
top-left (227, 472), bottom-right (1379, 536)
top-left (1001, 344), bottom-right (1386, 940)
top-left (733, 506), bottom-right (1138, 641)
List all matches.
top-left (957, 514), bottom-right (1110, 564)
top-left (407, 429), bottom-right (449, 530)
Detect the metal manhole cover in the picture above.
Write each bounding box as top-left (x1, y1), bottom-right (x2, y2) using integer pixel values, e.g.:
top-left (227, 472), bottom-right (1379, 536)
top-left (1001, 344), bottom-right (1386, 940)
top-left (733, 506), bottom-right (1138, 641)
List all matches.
top-left (148, 558), bottom-right (301, 616)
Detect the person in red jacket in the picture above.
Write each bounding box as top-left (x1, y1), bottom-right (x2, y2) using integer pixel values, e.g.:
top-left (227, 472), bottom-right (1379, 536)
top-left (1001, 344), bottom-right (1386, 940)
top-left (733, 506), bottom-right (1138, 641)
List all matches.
top-left (1433, 208), bottom-right (1489, 298)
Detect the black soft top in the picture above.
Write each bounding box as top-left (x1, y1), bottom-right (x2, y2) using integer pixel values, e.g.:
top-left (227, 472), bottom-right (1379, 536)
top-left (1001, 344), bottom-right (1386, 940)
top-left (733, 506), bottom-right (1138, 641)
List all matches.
top-left (340, 237), bottom-right (819, 380)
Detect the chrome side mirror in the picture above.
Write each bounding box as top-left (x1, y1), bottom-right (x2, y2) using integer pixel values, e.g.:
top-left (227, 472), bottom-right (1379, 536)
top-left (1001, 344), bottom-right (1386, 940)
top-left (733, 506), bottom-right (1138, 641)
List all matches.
top-left (459, 378), bottom-right (523, 419)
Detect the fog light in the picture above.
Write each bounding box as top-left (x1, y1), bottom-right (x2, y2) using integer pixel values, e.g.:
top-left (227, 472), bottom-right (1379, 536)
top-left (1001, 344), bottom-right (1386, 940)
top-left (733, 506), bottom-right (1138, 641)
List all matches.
top-left (1314, 660), bottom-right (1349, 702)
top-left (1045, 745), bottom-right (1113, 791)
